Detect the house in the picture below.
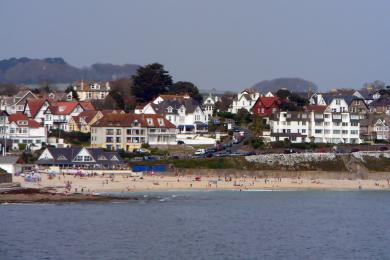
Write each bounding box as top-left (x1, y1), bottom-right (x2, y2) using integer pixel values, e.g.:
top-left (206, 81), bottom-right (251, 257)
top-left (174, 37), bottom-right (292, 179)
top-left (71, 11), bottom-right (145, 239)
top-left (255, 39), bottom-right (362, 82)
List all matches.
top-left (369, 98), bottom-right (390, 114)
top-left (203, 93), bottom-right (221, 121)
top-left (68, 111), bottom-right (103, 133)
top-left (23, 98), bottom-right (51, 123)
top-left (372, 119), bottom-right (389, 141)
top-left (0, 90), bottom-right (37, 114)
top-left (7, 113), bottom-right (47, 150)
top-left (139, 98), bottom-right (208, 133)
top-left (36, 147), bottom-right (125, 169)
top-left (43, 101), bottom-right (85, 131)
top-left (269, 111), bottom-right (310, 143)
top-left (228, 89), bottom-right (261, 114)
top-left (73, 80), bottom-right (111, 101)
top-left (252, 96), bottom-right (280, 118)
top-left (91, 113), bottom-right (177, 151)
top-left (360, 115), bottom-right (390, 141)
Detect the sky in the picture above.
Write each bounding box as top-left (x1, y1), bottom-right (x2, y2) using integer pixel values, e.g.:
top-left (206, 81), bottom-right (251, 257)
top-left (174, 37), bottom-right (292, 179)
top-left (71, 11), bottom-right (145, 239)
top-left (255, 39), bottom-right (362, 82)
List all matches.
top-left (1, 0), bottom-right (390, 91)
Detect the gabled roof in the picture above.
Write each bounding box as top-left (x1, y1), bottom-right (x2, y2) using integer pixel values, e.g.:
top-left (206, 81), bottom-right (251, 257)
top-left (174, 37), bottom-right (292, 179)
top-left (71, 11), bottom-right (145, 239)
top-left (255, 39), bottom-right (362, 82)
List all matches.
top-left (149, 98), bottom-right (201, 115)
top-left (256, 96), bottom-right (279, 108)
top-left (37, 147), bottom-right (124, 166)
top-left (8, 113), bottom-right (42, 128)
top-left (25, 98), bottom-right (48, 118)
top-left (71, 110), bottom-right (100, 125)
top-left (46, 102), bottom-right (80, 115)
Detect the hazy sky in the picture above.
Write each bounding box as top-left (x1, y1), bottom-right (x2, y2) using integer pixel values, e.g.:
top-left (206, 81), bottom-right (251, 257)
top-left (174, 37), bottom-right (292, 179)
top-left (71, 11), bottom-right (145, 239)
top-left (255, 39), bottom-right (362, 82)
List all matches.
top-left (1, 0), bottom-right (390, 91)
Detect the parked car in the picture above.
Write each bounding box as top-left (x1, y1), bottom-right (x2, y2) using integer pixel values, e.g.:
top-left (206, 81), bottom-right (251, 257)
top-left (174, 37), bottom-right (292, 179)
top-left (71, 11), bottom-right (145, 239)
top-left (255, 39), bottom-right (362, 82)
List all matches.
top-left (379, 146), bottom-right (388, 151)
top-left (194, 149), bottom-right (206, 155)
top-left (177, 140), bottom-right (185, 145)
top-left (284, 149), bottom-right (297, 154)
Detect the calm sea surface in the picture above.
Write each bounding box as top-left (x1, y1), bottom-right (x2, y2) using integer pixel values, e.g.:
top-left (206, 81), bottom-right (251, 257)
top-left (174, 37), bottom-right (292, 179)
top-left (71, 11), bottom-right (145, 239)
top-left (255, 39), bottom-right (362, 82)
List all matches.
top-left (1, 190), bottom-right (390, 260)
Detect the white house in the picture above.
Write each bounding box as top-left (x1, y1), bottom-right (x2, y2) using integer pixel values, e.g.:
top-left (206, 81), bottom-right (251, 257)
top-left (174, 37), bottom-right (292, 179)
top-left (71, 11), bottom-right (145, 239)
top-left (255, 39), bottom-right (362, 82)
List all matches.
top-left (138, 98), bottom-right (208, 133)
top-left (202, 93), bottom-right (221, 121)
top-left (43, 102), bottom-right (85, 131)
top-left (269, 105), bottom-right (361, 144)
top-left (0, 113), bottom-right (47, 150)
top-left (228, 89), bottom-right (261, 114)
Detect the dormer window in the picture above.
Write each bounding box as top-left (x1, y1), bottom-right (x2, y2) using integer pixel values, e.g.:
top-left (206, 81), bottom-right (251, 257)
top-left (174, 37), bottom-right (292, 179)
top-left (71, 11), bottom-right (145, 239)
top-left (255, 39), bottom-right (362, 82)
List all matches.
top-left (132, 120), bottom-right (139, 127)
top-left (98, 155), bottom-right (107, 160)
top-left (158, 118), bottom-right (164, 126)
top-left (167, 107), bottom-right (173, 113)
top-left (147, 118), bottom-right (153, 126)
top-left (17, 120), bottom-right (28, 125)
top-left (57, 155), bottom-right (67, 160)
top-left (111, 155), bottom-right (119, 161)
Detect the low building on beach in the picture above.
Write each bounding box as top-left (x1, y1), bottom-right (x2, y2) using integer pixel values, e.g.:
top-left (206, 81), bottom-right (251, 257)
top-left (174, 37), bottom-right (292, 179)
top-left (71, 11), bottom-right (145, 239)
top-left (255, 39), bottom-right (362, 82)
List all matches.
top-left (36, 147), bottom-right (125, 169)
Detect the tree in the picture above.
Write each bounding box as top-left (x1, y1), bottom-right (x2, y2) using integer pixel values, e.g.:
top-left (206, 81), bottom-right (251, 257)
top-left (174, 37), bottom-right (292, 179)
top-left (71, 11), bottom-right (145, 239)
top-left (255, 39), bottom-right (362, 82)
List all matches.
top-left (109, 78), bottom-right (136, 111)
top-left (215, 92), bottom-right (236, 112)
top-left (132, 63), bottom-right (173, 102)
top-left (276, 89), bottom-right (291, 100)
top-left (65, 85), bottom-right (79, 101)
top-left (236, 109), bottom-right (252, 126)
top-left (169, 81), bottom-right (203, 103)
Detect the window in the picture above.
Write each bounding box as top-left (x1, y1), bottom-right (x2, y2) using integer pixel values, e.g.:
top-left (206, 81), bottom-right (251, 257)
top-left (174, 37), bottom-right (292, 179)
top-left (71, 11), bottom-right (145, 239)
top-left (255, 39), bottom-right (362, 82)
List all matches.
top-left (333, 130), bottom-right (341, 134)
top-left (98, 155), bottom-right (107, 160)
top-left (342, 130), bottom-right (348, 134)
top-left (342, 122), bottom-right (348, 126)
top-left (74, 155), bottom-right (83, 161)
top-left (351, 130), bottom-right (358, 135)
top-left (351, 122), bottom-right (358, 126)
top-left (302, 129), bottom-right (306, 134)
top-left (111, 155), bottom-right (119, 161)
top-left (315, 129), bottom-right (322, 134)
top-left (116, 137), bottom-right (121, 143)
top-left (116, 129), bottom-right (121, 135)
top-left (84, 156), bottom-right (92, 162)
top-left (106, 137), bottom-right (113, 143)
top-left (336, 99), bottom-right (341, 105)
top-left (324, 130), bottom-right (330, 134)
top-left (106, 129), bottom-right (114, 135)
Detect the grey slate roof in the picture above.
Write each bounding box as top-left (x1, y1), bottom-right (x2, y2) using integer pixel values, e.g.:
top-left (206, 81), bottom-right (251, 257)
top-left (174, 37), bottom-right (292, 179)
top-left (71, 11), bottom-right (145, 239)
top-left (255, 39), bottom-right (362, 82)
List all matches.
top-left (151, 98), bottom-right (201, 115)
top-left (37, 147), bottom-right (124, 166)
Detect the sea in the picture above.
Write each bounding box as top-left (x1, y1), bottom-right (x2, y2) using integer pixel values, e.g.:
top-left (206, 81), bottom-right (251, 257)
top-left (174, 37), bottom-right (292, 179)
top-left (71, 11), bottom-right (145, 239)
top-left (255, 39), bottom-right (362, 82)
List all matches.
top-left (1, 190), bottom-right (390, 260)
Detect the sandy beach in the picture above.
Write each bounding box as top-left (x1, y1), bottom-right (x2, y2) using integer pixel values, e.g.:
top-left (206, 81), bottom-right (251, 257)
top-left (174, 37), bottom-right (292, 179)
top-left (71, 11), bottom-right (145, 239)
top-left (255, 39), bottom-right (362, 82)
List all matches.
top-left (14, 172), bottom-right (390, 193)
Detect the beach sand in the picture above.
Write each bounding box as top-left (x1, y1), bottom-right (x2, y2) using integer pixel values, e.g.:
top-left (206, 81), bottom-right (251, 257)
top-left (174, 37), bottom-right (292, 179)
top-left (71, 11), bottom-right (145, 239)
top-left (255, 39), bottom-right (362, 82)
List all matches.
top-left (14, 173), bottom-right (390, 193)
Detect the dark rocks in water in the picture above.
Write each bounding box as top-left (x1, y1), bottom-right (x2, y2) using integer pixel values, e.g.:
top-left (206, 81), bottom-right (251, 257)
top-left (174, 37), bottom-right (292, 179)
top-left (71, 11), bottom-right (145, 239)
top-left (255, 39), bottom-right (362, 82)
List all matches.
top-left (0, 187), bottom-right (138, 203)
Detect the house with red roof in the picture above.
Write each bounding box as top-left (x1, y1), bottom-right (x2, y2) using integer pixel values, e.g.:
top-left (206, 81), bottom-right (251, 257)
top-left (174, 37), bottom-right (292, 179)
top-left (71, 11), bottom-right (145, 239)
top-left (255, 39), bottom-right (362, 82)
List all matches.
top-left (6, 113), bottom-right (47, 150)
top-left (252, 96), bottom-right (280, 117)
top-left (23, 98), bottom-right (51, 123)
top-left (43, 101), bottom-right (85, 131)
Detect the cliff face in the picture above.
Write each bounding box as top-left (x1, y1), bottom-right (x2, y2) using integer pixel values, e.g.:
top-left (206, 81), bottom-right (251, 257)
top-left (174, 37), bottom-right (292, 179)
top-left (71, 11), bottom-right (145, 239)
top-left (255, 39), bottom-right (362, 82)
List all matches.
top-left (0, 57), bottom-right (140, 84)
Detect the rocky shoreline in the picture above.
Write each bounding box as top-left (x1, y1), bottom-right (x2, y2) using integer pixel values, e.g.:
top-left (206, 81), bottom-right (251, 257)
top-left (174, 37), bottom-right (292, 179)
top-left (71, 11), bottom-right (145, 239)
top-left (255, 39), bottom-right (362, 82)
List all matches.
top-left (0, 187), bottom-right (137, 204)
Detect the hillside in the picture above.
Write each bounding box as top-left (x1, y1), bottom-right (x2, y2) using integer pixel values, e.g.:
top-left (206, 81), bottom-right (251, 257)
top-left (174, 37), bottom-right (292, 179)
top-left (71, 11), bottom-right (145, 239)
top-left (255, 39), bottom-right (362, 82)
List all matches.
top-left (0, 57), bottom-right (140, 84)
top-left (252, 78), bottom-right (318, 93)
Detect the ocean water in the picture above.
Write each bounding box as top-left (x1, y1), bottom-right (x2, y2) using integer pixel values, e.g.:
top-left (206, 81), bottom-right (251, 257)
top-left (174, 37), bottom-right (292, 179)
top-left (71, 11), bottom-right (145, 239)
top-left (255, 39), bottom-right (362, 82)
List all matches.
top-left (1, 190), bottom-right (390, 260)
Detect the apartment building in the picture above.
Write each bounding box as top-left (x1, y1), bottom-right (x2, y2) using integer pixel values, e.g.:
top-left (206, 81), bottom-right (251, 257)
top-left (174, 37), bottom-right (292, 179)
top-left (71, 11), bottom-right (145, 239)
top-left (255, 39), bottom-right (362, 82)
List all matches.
top-left (73, 80), bottom-right (111, 101)
top-left (269, 105), bottom-right (361, 144)
top-left (91, 113), bottom-right (177, 151)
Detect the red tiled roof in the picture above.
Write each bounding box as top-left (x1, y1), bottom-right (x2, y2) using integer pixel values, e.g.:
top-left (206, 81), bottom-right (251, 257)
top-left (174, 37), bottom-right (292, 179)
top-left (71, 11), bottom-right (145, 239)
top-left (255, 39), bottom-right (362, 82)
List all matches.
top-left (48, 102), bottom-right (79, 115)
top-left (8, 113), bottom-right (42, 128)
top-left (72, 110), bottom-right (100, 124)
top-left (259, 96), bottom-right (279, 107)
top-left (79, 101), bottom-right (95, 111)
top-left (26, 98), bottom-right (47, 118)
top-left (92, 113), bottom-right (175, 128)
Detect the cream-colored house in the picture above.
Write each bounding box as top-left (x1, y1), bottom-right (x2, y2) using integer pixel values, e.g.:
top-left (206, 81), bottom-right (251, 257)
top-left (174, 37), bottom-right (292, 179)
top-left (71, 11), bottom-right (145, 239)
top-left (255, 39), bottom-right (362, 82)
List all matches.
top-left (73, 80), bottom-right (111, 101)
top-left (90, 113), bottom-right (177, 151)
top-left (68, 111), bottom-right (103, 133)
